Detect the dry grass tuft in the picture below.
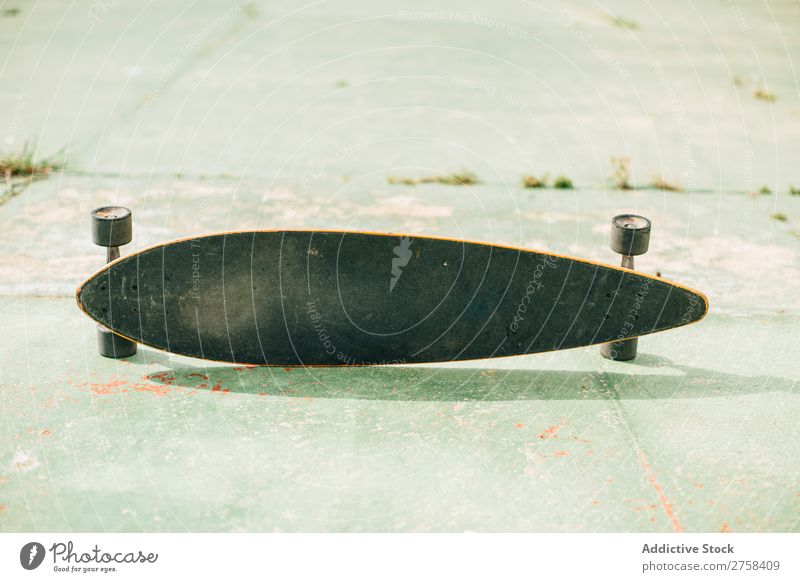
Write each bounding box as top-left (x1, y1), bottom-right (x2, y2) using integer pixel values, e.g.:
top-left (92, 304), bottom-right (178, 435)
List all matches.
top-left (388, 170), bottom-right (479, 186)
top-left (650, 176), bottom-right (683, 192)
top-left (0, 144), bottom-right (65, 179)
top-left (609, 156), bottom-right (632, 190)
top-left (753, 88), bottom-right (776, 102)
top-left (521, 174), bottom-right (548, 188)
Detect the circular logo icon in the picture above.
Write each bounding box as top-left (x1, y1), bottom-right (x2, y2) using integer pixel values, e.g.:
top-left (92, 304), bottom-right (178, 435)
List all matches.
top-left (20, 542), bottom-right (46, 570)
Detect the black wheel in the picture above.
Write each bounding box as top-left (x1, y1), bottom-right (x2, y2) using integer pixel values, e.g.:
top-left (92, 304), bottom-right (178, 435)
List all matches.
top-left (91, 206), bottom-right (132, 247)
top-left (600, 337), bottom-right (638, 361)
top-left (97, 325), bottom-right (137, 359)
top-left (610, 214), bottom-right (651, 256)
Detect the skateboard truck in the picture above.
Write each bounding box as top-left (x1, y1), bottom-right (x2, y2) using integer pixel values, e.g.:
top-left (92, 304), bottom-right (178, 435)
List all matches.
top-left (91, 206), bottom-right (137, 359)
top-left (600, 214), bottom-right (651, 362)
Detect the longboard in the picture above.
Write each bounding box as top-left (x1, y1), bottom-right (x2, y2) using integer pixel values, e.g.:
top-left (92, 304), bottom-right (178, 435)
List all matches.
top-left (76, 230), bottom-right (708, 366)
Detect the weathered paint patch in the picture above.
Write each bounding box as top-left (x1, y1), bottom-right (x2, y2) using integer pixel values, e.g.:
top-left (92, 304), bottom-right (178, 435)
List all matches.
top-left (68, 378), bottom-right (173, 397)
top-left (12, 451), bottom-right (39, 472)
top-left (634, 445), bottom-right (684, 533)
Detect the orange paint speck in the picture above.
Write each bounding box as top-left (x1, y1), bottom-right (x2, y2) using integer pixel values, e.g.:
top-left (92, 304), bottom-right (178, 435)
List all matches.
top-left (283, 368), bottom-right (293, 372)
top-left (538, 424), bottom-right (562, 439)
top-left (514, 423), bottom-right (525, 429)
top-left (41, 430), bottom-right (51, 437)
top-left (591, 499), bottom-right (600, 505)
top-left (720, 523), bottom-right (732, 533)
top-left (552, 450), bottom-right (569, 457)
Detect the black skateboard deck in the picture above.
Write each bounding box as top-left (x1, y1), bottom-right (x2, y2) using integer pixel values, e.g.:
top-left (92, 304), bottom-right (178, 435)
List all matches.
top-left (76, 230), bottom-right (708, 366)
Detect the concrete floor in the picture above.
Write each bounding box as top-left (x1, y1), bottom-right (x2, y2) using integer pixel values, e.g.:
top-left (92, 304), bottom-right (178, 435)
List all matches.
top-left (0, 0), bottom-right (798, 531)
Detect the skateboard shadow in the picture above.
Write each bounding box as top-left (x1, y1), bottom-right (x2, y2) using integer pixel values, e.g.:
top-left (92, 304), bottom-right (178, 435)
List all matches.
top-left (134, 351), bottom-right (798, 402)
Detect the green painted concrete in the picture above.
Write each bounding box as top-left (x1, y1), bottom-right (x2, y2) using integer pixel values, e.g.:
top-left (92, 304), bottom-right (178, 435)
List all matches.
top-left (1, 296), bottom-right (797, 532)
top-left (1, 0), bottom-right (799, 531)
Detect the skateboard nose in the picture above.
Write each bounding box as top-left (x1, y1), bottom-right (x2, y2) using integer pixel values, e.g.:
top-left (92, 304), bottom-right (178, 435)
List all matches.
top-left (77, 278), bottom-right (105, 331)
